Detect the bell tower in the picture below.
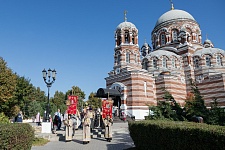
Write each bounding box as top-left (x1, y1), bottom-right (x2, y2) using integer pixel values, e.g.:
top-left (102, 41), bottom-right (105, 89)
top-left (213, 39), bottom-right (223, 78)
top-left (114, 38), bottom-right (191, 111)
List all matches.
top-left (113, 11), bottom-right (141, 74)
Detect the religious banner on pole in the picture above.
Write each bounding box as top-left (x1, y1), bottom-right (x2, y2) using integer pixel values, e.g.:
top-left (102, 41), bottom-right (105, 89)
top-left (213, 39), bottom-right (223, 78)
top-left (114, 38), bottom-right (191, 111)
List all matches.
top-left (67, 95), bottom-right (78, 115)
top-left (102, 98), bottom-right (113, 119)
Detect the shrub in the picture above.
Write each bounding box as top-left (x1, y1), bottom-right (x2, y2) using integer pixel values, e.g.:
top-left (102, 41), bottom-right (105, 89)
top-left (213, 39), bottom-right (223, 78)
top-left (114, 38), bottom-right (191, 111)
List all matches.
top-left (0, 112), bottom-right (10, 124)
top-left (0, 123), bottom-right (34, 150)
top-left (129, 120), bottom-right (225, 150)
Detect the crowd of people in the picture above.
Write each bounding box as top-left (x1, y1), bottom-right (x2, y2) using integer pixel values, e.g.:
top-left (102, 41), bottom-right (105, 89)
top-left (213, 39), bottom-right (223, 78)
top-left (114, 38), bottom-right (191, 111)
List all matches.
top-left (13, 106), bottom-right (114, 144)
top-left (56, 106), bottom-right (113, 144)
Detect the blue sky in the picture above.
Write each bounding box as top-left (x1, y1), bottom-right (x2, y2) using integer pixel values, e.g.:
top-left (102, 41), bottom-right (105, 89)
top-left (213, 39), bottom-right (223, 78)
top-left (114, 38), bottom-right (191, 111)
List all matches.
top-left (0, 0), bottom-right (224, 100)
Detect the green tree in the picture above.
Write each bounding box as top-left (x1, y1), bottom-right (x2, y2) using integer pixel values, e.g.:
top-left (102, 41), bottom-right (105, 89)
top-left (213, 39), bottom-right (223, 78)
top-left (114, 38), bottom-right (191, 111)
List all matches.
top-left (53, 91), bottom-right (65, 108)
top-left (27, 100), bottom-right (42, 118)
top-left (87, 92), bottom-right (102, 109)
top-left (208, 98), bottom-right (225, 126)
top-left (184, 80), bottom-right (209, 121)
top-left (13, 76), bottom-right (35, 118)
top-left (52, 91), bottom-right (67, 114)
top-left (0, 57), bottom-right (17, 117)
top-left (148, 89), bottom-right (184, 121)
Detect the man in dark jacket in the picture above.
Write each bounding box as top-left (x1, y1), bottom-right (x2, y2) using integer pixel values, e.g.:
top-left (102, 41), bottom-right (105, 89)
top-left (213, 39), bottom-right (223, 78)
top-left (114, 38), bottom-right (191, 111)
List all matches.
top-left (15, 111), bottom-right (23, 123)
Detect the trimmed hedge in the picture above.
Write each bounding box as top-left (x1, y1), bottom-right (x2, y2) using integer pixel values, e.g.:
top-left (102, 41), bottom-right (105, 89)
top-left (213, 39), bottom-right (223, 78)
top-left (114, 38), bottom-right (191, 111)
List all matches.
top-left (129, 120), bottom-right (225, 150)
top-left (0, 123), bottom-right (34, 150)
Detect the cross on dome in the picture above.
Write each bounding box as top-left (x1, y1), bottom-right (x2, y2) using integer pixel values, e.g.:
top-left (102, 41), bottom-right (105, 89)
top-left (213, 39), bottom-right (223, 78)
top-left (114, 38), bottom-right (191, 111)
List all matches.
top-left (124, 10), bottom-right (128, 22)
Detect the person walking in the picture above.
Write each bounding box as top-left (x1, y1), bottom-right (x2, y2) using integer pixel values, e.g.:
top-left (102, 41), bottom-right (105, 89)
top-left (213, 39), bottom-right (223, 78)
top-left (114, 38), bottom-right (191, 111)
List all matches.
top-left (104, 115), bottom-right (113, 142)
top-left (56, 109), bottom-right (62, 130)
top-left (15, 111), bottom-right (23, 123)
top-left (87, 108), bottom-right (95, 132)
top-left (82, 113), bottom-right (91, 144)
top-left (36, 112), bottom-right (41, 126)
top-left (64, 115), bottom-right (73, 142)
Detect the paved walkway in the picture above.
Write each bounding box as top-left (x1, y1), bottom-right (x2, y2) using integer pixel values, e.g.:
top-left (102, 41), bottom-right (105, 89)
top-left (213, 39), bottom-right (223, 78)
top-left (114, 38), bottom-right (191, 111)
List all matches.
top-left (31, 122), bottom-right (135, 150)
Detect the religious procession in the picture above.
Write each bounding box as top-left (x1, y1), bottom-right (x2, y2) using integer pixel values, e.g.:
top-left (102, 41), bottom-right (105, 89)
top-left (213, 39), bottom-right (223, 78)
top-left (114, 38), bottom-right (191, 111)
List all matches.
top-left (57, 95), bottom-right (114, 144)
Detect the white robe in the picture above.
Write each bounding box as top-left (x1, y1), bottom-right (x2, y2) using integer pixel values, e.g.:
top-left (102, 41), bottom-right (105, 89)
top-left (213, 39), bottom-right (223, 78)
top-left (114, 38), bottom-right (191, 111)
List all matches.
top-left (104, 118), bottom-right (113, 139)
top-left (64, 119), bottom-right (73, 141)
top-left (82, 117), bottom-right (91, 142)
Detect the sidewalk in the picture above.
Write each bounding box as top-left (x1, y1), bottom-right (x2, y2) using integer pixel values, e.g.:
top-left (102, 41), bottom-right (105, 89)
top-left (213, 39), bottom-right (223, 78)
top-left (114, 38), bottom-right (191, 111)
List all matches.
top-left (31, 122), bottom-right (135, 150)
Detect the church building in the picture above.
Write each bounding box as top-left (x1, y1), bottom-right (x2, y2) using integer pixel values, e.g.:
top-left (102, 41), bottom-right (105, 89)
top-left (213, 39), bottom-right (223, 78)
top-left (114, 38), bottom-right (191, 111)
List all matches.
top-left (104, 4), bottom-right (225, 119)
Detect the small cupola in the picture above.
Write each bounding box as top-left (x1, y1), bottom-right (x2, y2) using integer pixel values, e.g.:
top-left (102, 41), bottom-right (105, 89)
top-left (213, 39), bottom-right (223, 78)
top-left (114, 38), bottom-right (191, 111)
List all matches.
top-left (115, 11), bottom-right (138, 47)
top-left (203, 39), bottom-right (214, 48)
top-left (140, 40), bottom-right (151, 57)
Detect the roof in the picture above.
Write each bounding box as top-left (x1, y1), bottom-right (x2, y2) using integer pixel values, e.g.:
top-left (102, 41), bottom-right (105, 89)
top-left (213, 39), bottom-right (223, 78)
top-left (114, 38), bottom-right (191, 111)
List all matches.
top-left (155, 9), bottom-right (196, 27)
top-left (116, 21), bottom-right (136, 30)
top-left (193, 48), bottom-right (225, 57)
top-left (96, 88), bottom-right (121, 98)
top-left (147, 49), bottom-right (179, 58)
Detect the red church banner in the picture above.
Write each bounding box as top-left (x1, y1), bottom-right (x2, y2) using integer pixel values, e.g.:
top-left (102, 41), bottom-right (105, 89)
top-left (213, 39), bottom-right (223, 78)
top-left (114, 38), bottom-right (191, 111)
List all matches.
top-left (67, 95), bottom-right (78, 114)
top-left (102, 99), bottom-right (113, 119)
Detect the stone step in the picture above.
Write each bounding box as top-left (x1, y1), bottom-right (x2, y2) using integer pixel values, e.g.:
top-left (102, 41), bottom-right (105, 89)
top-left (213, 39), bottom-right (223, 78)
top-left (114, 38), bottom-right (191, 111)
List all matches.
top-left (35, 128), bottom-right (107, 141)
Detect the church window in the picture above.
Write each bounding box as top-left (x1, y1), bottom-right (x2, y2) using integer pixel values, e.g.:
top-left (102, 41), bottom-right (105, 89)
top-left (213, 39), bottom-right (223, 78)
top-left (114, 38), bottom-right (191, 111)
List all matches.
top-left (126, 52), bottom-right (130, 63)
top-left (171, 58), bottom-right (176, 68)
top-left (172, 30), bottom-right (178, 42)
top-left (125, 31), bottom-right (129, 43)
top-left (153, 59), bottom-right (157, 68)
top-left (216, 55), bottom-right (222, 66)
top-left (196, 34), bottom-right (199, 43)
top-left (162, 58), bottom-right (167, 68)
top-left (161, 34), bottom-right (166, 45)
top-left (143, 60), bottom-right (148, 70)
top-left (205, 56), bottom-right (211, 67)
top-left (134, 54), bottom-right (137, 63)
top-left (117, 54), bottom-right (120, 64)
top-left (194, 58), bottom-right (200, 68)
top-left (144, 81), bottom-right (147, 96)
top-left (132, 34), bottom-right (135, 44)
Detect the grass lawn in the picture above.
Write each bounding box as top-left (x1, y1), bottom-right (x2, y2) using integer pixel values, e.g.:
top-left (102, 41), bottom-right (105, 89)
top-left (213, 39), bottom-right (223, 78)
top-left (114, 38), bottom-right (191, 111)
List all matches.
top-left (32, 137), bottom-right (49, 146)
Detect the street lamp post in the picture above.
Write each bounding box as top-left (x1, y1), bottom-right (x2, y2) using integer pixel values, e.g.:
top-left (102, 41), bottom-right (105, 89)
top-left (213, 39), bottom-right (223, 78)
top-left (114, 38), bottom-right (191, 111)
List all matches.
top-left (42, 68), bottom-right (56, 122)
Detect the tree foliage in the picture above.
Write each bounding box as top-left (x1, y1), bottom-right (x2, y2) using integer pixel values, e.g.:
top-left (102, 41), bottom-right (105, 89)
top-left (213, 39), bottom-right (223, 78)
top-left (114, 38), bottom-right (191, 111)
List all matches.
top-left (86, 92), bottom-right (102, 109)
top-left (184, 80), bottom-right (209, 121)
top-left (0, 57), bottom-right (17, 115)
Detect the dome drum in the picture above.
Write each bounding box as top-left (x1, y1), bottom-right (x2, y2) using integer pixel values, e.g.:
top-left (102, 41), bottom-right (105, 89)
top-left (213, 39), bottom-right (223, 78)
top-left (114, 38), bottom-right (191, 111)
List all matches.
top-left (151, 9), bottom-right (202, 50)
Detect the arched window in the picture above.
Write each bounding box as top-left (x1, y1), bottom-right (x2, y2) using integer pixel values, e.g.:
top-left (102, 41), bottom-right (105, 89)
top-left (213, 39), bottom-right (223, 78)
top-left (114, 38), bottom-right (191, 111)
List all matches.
top-left (125, 31), bottom-right (129, 43)
top-left (205, 56), bottom-right (211, 67)
top-left (117, 54), bottom-right (121, 64)
top-left (194, 58), bottom-right (200, 68)
top-left (144, 81), bottom-right (147, 96)
top-left (161, 34), bottom-right (166, 45)
top-left (143, 60), bottom-right (148, 70)
top-left (134, 54), bottom-right (137, 63)
top-left (126, 52), bottom-right (130, 63)
top-left (172, 30), bottom-right (178, 42)
top-left (216, 55), bottom-right (222, 66)
top-left (132, 34), bottom-right (135, 44)
top-left (171, 58), bottom-right (176, 68)
top-left (162, 58), bottom-right (167, 68)
top-left (153, 59), bottom-right (157, 68)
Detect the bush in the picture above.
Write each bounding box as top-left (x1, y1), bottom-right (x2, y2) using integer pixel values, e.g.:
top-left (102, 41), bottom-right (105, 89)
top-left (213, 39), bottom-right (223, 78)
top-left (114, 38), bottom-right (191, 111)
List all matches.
top-left (0, 123), bottom-right (34, 150)
top-left (0, 112), bottom-right (10, 124)
top-left (129, 120), bottom-right (225, 150)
